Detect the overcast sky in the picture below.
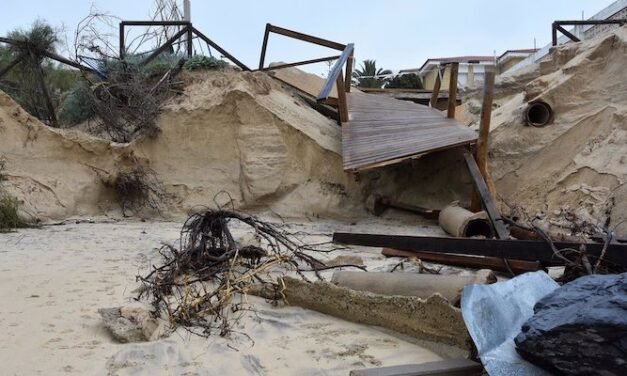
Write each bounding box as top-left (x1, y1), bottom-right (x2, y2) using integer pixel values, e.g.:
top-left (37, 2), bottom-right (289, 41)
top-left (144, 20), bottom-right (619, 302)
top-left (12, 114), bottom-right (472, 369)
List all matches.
top-left (0, 0), bottom-right (615, 75)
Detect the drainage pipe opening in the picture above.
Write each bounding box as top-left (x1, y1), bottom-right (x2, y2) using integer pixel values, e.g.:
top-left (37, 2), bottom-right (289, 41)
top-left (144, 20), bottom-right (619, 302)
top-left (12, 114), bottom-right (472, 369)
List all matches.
top-left (525, 101), bottom-right (553, 127)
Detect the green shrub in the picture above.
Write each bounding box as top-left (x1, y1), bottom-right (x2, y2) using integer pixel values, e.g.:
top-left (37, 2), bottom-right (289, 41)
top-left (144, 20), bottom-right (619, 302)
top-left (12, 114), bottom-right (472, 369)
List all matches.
top-left (0, 159), bottom-right (29, 231)
top-left (0, 193), bottom-right (29, 232)
top-left (59, 80), bottom-right (94, 125)
top-left (184, 55), bottom-right (228, 71)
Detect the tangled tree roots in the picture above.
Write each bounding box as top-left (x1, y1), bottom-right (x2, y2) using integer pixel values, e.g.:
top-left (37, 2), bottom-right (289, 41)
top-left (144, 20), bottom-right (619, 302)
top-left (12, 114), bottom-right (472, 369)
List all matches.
top-left (114, 166), bottom-right (166, 217)
top-left (137, 208), bottom-right (364, 337)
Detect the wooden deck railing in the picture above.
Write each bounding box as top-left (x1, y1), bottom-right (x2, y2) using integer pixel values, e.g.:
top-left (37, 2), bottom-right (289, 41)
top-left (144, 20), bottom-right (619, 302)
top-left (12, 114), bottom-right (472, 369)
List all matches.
top-left (256, 23), bottom-right (354, 124)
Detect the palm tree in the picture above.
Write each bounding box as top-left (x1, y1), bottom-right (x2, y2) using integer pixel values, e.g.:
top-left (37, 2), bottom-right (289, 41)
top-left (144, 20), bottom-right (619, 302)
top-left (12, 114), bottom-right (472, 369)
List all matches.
top-left (352, 59), bottom-right (392, 88)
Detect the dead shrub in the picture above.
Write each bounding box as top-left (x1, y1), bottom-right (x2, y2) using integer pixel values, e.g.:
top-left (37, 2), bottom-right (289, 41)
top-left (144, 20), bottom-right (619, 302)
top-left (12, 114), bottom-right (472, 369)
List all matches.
top-left (113, 165), bottom-right (166, 217)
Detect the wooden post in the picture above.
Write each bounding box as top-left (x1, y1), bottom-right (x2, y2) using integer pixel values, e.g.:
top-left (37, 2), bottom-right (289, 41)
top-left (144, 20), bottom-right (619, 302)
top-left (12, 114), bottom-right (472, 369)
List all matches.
top-left (552, 22), bottom-right (558, 46)
top-left (258, 24), bottom-right (271, 70)
top-left (186, 25), bottom-right (193, 58)
top-left (119, 23), bottom-right (125, 59)
top-left (470, 65), bottom-right (497, 213)
top-left (429, 66), bottom-right (443, 108)
top-left (345, 52), bottom-right (354, 93)
top-left (336, 69), bottom-right (348, 124)
top-left (446, 62), bottom-right (459, 118)
top-left (29, 51), bottom-right (57, 127)
top-left (0, 52), bottom-right (25, 79)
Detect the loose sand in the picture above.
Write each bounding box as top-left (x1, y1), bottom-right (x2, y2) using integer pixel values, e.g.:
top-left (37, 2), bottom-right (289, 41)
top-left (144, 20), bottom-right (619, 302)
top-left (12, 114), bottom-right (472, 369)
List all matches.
top-left (463, 27), bottom-right (627, 233)
top-left (0, 218), bottom-right (465, 375)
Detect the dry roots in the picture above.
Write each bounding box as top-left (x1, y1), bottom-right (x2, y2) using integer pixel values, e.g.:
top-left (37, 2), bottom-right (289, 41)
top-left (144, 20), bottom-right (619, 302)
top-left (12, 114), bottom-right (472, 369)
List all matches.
top-left (137, 208), bottom-right (363, 337)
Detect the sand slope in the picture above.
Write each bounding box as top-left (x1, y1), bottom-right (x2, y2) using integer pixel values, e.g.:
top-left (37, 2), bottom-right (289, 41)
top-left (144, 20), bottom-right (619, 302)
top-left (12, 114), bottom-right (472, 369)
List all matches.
top-left (467, 27), bottom-right (627, 232)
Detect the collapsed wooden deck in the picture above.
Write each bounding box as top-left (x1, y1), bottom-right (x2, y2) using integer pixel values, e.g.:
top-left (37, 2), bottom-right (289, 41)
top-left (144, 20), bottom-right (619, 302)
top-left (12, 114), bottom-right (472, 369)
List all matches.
top-left (341, 92), bottom-right (477, 171)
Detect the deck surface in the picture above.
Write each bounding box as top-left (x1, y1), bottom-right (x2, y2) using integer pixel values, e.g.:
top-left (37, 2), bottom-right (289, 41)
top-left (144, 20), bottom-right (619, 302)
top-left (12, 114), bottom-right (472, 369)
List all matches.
top-left (342, 92), bottom-right (477, 170)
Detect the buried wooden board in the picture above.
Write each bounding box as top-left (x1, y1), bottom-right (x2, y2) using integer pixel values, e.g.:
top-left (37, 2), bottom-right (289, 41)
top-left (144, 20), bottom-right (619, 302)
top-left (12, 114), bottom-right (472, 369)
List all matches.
top-left (342, 92), bottom-right (477, 171)
top-left (349, 358), bottom-right (483, 376)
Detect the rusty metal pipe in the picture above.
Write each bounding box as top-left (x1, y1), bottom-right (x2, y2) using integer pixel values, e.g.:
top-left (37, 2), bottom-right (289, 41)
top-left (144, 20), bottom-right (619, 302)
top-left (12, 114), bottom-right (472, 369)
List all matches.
top-left (439, 204), bottom-right (494, 238)
top-left (525, 101), bottom-right (553, 127)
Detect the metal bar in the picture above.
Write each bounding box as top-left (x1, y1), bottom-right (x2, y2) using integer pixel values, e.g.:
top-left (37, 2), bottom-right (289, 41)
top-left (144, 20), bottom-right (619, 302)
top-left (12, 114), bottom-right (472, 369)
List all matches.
top-left (552, 22), bottom-right (558, 46)
top-left (121, 20), bottom-right (192, 26)
top-left (333, 233), bottom-right (627, 266)
top-left (463, 153), bottom-right (509, 239)
top-left (470, 66), bottom-right (496, 212)
top-left (267, 24), bottom-right (346, 51)
top-left (555, 19), bottom-right (627, 26)
top-left (446, 62), bottom-right (459, 118)
top-left (140, 27), bottom-right (188, 66)
top-left (317, 43), bottom-right (354, 102)
top-left (258, 23), bottom-right (271, 70)
top-left (381, 248), bottom-right (543, 274)
top-left (191, 27), bottom-right (250, 71)
top-left (0, 53), bottom-right (25, 79)
top-left (336, 70), bottom-right (348, 123)
top-left (259, 55), bottom-right (340, 72)
top-left (119, 23), bottom-right (125, 59)
top-left (556, 25), bottom-right (581, 43)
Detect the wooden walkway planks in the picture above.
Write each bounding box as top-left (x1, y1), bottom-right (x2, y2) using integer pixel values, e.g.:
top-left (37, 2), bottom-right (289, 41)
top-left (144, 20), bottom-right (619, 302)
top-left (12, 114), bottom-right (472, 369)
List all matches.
top-left (342, 92), bottom-right (477, 171)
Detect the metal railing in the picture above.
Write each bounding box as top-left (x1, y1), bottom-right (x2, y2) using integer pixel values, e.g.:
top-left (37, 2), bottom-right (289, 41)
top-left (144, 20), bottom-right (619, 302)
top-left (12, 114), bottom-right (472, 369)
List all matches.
top-left (552, 19), bottom-right (627, 46)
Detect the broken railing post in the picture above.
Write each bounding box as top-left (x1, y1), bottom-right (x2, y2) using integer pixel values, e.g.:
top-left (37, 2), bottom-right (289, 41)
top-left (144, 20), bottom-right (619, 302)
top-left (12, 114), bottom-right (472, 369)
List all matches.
top-left (336, 70), bottom-right (349, 123)
top-left (446, 62), bottom-right (459, 118)
top-left (552, 22), bottom-right (558, 46)
top-left (429, 66), bottom-right (443, 108)
top-left (258, 23), bottom-right (271, 70)
top-left (187, 26), bottom-right (193, 58)
top-left (29, 50), bottom-right (58, 127)
top-left (471, 65), bottom-right (497, 212)
top-left (119, 23), bottom-right (125, 59)
top-left (464, 153), bottom-right (509, 239)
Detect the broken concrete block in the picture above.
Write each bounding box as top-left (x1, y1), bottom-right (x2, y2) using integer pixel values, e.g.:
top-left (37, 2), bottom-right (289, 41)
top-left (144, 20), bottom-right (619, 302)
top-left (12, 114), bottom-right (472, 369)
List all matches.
top-left (99, 306), bottom-right (162, 343)
top-left (514, 273), bottom-right (627, 376)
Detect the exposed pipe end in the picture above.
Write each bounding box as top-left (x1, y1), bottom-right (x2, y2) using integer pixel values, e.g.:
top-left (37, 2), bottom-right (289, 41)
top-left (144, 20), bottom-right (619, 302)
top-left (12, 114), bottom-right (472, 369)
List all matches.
top-left (439, 205), bottom-right (495, 239)
top-left (525, 101), bottom-right (554, 127)
top-left (464, 218), bottom-right (495, 238)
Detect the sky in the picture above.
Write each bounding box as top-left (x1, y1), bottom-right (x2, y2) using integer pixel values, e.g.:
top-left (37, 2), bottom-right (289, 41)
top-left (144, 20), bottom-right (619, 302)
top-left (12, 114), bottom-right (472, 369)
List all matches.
top-left (0, 0), bottom-right (616, 76)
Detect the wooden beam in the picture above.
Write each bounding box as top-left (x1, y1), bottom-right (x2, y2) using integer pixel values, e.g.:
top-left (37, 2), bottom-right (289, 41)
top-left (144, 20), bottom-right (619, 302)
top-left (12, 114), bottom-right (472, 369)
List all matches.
top-left (191, 27), bottom-right (250, 71)
top-left (267, 24), bottom-right (346, 51)
top-left (333, 233), bottom-right (627, 266)
top-left (0, 52), bottom-right (25, 79)
top-left (556, 25), bottom-right (581, 43)
top-left (552, 22), bottom-right (558, 46)
top-left (345, 52), bottom-right (354, 93)
top-left (430, 66), bottom-right (443, 108)
top-left (140, 27), bottom-right (188, 66)
top-left (464, 153), bottom-right (508, 239)
top-left (119, 23), bottom-right (125, 59)
top-left (471, 65), bottom-right (496, 212)
top-left (186, 27), bottom-right (193, 58)
top-left (258, 24), bottom-right (271, 70)
top-left (336, 70), bottom-right (348, 123)
top-left (446, 62), bottom-right (459, 118)
top-left (28, 51), bottom-right (57, 127)
top-left (121, 20), bottom-right (191, 26)
top-left (382, 248), bottom-right (543, 275)
top-left (259, 55), bottom-right (339, 71)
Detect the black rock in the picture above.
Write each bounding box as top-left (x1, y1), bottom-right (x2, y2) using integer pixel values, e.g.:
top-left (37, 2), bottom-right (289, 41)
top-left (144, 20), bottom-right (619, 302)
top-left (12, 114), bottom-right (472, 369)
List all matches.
top-left (514, 273), bottom-right (627, 375)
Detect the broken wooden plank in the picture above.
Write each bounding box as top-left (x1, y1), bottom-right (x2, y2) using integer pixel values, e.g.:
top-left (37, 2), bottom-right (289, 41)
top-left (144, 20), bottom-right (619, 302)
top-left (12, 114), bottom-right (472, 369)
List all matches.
top-left (382, 248), bottom-right (543, 274)
top-left (463, 153), bottom-right (509, 239)
top-left (349, 358), bottom-right (483, 376)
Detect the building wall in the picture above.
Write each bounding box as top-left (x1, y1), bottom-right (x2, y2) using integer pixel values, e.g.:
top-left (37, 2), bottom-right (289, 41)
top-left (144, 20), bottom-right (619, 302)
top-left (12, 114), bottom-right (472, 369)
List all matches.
top-left (498, 57), bottom-right (525, 74)
top-left (422, 63), bottom-right (493, 90)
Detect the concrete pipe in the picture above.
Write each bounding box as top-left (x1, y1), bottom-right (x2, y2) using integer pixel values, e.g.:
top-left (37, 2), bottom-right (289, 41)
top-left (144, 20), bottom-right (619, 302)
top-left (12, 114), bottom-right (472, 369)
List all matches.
top-left (525, 101), bottom-right (553, 127)
top-left (439, 204), bottom-right (494, 238)
top-left (331, 270), bottom-right (496, 301)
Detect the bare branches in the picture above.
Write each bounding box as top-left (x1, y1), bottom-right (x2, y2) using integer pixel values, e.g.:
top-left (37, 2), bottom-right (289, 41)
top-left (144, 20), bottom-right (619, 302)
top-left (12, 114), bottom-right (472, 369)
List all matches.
top-left (137, 208), bottom-right (363, 337)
